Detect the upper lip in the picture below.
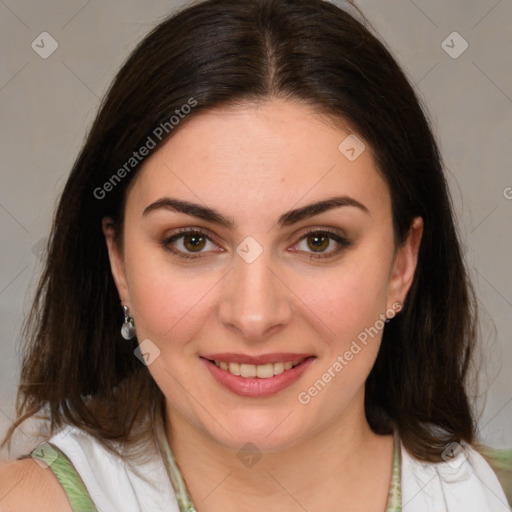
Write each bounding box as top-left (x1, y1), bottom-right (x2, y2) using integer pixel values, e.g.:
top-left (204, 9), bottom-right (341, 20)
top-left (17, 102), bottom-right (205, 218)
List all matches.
top-left (201, 353), bottom-right (315, 365)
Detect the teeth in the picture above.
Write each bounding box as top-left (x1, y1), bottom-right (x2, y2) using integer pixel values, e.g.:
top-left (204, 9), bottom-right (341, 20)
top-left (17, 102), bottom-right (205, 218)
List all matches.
top-left (256, 364), bottom-right (274, 378)
top-left (228, 362), bottom-right (241, 376)
top-left (273, 362), bottom-right (284, 375)
top-left (240, 363), bottom-right (257, 378)
top-left (214, 359), bottom-right (305, 378)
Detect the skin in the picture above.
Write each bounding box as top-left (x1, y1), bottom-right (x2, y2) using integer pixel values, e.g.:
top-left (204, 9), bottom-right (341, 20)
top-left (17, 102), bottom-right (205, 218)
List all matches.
top-left (0, 98), bottom-right (423, 512)
top-left (0, 458), bottom-right (72, 511)
top-left (103, 98), bottom-right (423, 511)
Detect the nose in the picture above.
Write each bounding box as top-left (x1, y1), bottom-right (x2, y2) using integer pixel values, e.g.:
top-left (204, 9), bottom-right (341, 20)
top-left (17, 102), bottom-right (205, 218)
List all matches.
top-left (218, 246), bottom-right (293, 342)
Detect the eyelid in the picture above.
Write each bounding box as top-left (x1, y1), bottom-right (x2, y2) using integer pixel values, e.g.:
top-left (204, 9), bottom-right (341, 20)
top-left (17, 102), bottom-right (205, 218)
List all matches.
top-left (162, 226), bottom-right (220, 245)
top-left (293, 225), bottom-right (348, 240)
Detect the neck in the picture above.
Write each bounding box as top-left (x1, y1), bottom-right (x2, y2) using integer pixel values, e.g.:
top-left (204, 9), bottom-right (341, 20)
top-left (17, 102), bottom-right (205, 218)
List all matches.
top-left (164, 394), bottom-right (394, 512)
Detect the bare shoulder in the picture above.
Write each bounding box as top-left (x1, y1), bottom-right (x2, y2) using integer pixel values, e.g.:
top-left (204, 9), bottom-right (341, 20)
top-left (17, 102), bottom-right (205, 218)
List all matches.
top-left (0, 458), bottom-right (71, 512)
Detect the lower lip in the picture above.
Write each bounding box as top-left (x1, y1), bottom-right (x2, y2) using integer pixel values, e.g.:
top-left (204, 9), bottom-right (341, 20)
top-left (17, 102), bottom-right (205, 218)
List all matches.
top-left (200, 356), bottom-right (316, 398)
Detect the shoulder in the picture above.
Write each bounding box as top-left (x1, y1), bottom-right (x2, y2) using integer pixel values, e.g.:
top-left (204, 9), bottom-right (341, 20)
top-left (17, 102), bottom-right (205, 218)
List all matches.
top-left (1, 423), bottom-right (179, 512)
top-left (44, 424), bottom-right (179, 512)
top-left (0, 458), bottom-right (71, 512)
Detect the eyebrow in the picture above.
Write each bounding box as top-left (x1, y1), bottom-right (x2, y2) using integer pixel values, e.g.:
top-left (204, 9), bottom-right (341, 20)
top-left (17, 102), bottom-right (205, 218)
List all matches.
top-left (142, 195), bottom-right (370, 228)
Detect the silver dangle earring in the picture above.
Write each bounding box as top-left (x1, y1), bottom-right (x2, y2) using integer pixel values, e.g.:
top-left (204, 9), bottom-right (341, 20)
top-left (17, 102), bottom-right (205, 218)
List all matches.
top-left (121, 305), bottom-right (136, 340)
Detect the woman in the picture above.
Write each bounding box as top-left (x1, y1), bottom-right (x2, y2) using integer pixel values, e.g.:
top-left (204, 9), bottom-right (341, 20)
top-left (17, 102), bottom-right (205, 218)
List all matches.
top-left (1, 0), bottom-right (511, 510)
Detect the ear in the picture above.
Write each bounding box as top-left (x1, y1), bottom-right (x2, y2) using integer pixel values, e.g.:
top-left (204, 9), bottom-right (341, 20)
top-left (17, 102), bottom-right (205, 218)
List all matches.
top-left (102, 217), bottom-right (130, 304)
top-left (386, 216), bottom-right (423, 311)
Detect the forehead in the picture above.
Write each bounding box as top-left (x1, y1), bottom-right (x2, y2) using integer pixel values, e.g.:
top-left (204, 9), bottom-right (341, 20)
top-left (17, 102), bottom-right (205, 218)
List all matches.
top-left (126, 99), bottom-right (391, 226)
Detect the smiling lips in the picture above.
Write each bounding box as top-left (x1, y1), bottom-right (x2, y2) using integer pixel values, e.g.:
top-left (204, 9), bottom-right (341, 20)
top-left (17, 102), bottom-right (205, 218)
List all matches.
top-left (200, 353), bottom-right (316, 397)
top-left (202, 352), bottom-right (313, 377)
top-left (201, 353), bottom-right (316, 397)
top-left (214, 359), bottom-right (304, 378)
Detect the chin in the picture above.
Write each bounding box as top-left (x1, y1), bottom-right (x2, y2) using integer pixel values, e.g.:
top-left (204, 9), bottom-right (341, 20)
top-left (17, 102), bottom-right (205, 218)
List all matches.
top-left (204, 409), bottom-right (308, 454)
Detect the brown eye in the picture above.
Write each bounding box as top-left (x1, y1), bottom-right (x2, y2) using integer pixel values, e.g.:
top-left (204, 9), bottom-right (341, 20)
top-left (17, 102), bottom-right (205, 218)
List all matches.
top-left (292, 229), bottom-right (351, 259)
top-left (162, 229), bottom-right (219, 259)
top-left (306, 233), bottom-right (330, 252)
top-left (182, 232), bottom-right (207, 252)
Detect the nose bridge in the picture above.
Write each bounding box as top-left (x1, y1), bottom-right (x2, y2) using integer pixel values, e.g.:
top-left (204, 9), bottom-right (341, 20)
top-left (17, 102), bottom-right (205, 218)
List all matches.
top-left (219, 240), bottom-right (292, 339)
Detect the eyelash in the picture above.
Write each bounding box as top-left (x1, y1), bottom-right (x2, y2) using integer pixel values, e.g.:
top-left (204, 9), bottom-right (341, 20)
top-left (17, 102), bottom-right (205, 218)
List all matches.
top-left (161, 227), bottom-right (352, 261)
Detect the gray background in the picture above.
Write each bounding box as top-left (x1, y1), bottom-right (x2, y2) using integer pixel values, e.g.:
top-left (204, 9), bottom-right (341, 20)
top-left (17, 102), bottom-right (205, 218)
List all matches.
top-left (1, 0), bottom-right (511, 461)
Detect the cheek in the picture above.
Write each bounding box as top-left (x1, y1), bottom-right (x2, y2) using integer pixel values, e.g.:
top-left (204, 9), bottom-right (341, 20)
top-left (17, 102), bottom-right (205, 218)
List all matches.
top-left (124, 244), bottom-right (219, 350)
top-left (302, 259), bottom-right (390, 345)
top-left (294, 266), bottom-right (389, 408)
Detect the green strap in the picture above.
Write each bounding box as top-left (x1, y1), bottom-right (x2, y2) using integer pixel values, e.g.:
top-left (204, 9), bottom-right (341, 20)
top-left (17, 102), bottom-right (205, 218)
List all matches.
top-left (385, 429), bottom-right (402, 512)
top-left (156, 421), bottom-right (402, 512)
top-left (31, 441), bottom-right (98, 512)
top-left (156, 429), bottom-right (198, 512)
top-left (21, 428), bottom-right (511, 512)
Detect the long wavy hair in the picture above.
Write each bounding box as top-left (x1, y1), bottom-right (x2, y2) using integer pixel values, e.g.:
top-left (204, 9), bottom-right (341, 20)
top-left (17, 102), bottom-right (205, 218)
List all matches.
top-left (2, 0), bottom-right (479, 463)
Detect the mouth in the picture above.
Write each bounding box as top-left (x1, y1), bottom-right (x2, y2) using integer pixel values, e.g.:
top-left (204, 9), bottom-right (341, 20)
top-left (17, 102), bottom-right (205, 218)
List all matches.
top-left (204, 358), bottom-right (307, 378)
top-left (199, 354), bottom-right (316, 397)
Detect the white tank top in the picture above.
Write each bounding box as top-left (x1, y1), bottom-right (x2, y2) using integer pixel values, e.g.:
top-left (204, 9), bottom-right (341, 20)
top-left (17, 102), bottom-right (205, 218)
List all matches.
top-left (40, 424), bottom-right (180, 512)
top-left (31, 419), bottom-right (511, 512)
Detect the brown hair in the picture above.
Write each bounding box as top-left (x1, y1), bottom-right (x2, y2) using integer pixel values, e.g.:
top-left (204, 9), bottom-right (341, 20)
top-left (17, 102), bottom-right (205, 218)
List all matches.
top-left (2, 0), bottom-right (479, 462)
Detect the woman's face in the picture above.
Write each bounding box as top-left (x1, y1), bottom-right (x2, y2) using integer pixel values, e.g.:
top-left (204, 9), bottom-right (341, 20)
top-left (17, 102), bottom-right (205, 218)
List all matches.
top-left (104, 99), bottom-right (422, 452)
